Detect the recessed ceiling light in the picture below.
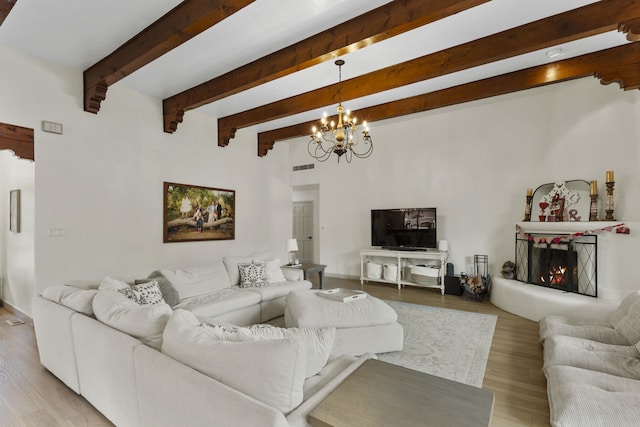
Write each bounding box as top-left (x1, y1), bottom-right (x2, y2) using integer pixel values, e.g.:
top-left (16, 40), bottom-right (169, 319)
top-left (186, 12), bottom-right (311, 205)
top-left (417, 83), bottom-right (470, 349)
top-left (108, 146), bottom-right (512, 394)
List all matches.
top-left (547, 48), bottom-right (563, 59)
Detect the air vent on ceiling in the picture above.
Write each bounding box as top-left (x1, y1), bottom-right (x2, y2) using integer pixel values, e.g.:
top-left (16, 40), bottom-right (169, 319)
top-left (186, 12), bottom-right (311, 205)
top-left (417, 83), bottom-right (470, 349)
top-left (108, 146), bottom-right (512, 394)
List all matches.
top-left (292, 163), bottom-right (315, 172)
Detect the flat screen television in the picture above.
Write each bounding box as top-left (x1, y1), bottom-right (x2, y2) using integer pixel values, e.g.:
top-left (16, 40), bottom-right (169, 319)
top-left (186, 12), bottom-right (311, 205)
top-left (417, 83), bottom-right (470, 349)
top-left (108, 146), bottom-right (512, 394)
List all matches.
top-left (371, 208), bottom-right (437, 250)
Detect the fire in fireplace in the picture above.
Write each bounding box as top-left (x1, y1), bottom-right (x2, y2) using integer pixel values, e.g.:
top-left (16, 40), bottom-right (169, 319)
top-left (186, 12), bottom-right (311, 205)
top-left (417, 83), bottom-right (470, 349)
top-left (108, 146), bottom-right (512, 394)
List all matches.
top-left (515, 234), bottom-right (597, 297)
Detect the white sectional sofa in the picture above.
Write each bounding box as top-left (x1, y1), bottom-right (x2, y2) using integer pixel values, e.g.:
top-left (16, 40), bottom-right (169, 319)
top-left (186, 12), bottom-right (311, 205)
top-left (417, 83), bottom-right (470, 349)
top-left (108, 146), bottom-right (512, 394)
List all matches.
top-left (32, 255), bottom-right (374, 427)
top-left (539, 290), bottom-right (640, 426)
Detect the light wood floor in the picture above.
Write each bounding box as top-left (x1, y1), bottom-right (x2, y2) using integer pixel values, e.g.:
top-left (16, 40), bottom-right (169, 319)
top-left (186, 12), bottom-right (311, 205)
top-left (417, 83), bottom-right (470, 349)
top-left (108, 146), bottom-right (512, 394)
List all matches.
top-left (0, 278), bottom-right (550, 426)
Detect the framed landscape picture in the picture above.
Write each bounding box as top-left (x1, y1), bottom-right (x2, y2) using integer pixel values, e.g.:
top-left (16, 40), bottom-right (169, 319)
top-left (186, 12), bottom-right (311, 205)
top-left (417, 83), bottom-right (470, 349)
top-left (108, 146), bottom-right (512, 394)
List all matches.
top-left (10, 189), bottom-right (20, 233)
top-left (163, 182), bottom-right (235, 243)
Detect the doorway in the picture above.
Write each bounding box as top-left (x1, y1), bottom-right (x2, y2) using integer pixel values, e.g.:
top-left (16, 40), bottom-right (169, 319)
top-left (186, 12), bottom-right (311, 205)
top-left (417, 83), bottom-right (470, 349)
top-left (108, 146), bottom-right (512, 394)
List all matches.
top-left (292, 201), bottom-right (313, 263)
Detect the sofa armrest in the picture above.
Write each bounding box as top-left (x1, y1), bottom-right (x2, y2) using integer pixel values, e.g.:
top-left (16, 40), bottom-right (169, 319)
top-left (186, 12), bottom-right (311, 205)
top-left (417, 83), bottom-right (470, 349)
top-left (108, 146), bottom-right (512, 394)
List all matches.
top-left (282, 267), bottom-right (304, 281)
top-left (31, 295), bottom-right (81, 393)
top-left (134, 345), bottom-right (289, 427)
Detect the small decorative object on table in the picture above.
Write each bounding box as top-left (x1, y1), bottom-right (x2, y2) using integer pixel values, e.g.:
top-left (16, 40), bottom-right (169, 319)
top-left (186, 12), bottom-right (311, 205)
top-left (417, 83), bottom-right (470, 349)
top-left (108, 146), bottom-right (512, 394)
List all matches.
top-left (589, 180), bottom-right (599, 221)
top-left (317, 288), bottom-right (367, 303)
top-left (605, 170), bottom-right (616, 221)
top-left (500, 261), bottom-right (516, 279)
top-left (524, 188), bottom-right (533, 221)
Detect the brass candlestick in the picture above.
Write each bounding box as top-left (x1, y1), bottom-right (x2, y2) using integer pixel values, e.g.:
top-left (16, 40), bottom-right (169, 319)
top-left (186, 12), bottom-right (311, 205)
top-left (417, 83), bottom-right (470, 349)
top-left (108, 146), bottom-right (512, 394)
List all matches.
top-left (524, 195), bottom-right (533, 221)
top-left (589, 194), bottom-right (599, 221)
top-left (605, 181), bottom-right (615, 220)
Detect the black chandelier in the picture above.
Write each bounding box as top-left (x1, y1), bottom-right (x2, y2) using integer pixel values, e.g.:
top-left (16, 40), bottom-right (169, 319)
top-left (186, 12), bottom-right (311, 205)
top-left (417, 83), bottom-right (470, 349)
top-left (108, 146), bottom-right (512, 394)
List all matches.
top-left (308, 60), bottom-right (373, 163)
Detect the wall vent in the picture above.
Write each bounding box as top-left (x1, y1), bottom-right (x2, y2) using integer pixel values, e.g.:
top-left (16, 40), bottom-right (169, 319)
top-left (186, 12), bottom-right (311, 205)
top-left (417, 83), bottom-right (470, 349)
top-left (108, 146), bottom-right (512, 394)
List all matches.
top-left (292, 163), bottom-right (315, 172)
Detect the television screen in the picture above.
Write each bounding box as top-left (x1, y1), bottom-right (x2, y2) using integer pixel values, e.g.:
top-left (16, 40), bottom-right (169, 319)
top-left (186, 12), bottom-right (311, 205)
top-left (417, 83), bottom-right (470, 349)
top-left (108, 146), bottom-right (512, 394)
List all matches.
top-left (371, 208), bottom-right (437, 250)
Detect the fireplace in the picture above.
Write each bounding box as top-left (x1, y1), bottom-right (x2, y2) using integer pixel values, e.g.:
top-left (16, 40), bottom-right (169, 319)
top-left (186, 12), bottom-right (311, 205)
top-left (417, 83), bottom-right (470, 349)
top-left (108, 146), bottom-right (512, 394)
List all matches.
top-left (515, 233), bottom-right (597, 297)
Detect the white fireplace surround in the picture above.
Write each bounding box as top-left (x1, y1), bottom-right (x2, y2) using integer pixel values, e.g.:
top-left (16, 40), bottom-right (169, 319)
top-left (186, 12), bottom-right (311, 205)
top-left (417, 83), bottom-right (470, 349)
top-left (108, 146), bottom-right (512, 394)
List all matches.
top-left (490, 221), bottom-right (639, 322)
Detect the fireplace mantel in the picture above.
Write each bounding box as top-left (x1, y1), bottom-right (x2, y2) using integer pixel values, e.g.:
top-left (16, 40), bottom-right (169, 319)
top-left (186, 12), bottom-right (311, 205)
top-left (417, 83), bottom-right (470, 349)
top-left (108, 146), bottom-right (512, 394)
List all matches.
top-left (516, 221), bottom-right (622, 234)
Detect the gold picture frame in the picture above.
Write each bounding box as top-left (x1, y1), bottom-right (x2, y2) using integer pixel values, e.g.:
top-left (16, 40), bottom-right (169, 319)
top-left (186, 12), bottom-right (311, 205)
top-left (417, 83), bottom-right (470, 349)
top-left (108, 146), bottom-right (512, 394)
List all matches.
top-left (163, 182), bottom-right (235, 243)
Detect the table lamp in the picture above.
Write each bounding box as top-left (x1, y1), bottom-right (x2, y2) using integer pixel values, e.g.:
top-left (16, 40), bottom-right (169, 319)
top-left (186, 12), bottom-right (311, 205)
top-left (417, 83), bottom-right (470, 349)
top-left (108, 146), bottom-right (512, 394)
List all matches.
top-left (286, 239), bottom-right (299, 265)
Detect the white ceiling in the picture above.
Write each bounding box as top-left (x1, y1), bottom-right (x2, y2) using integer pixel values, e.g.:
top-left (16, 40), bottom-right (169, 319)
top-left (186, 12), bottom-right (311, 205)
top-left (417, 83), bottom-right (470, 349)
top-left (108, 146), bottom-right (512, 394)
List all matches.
top-left (0, 0), bottom-right (629, 134)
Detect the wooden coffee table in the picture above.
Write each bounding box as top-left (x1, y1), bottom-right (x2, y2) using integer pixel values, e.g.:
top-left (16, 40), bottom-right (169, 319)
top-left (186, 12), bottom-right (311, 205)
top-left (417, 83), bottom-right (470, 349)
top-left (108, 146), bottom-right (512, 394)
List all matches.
top-left (308, 359), bottom-right (494, 427)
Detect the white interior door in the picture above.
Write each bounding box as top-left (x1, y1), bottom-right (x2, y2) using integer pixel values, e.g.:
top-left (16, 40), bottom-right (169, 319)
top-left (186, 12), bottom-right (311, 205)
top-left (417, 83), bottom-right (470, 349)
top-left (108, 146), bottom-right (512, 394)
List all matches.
top-left (293, 201), bottom-right (313, 263)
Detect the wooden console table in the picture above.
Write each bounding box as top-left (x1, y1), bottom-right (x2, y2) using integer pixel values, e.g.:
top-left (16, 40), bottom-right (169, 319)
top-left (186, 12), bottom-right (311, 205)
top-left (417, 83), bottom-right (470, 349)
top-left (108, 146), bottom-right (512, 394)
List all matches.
top-left (360, 248), bottom-right (447, 293)
top-left (308, 359), bottom-right (494, 427)
top-left (282, 263), bottom-right (326, 289)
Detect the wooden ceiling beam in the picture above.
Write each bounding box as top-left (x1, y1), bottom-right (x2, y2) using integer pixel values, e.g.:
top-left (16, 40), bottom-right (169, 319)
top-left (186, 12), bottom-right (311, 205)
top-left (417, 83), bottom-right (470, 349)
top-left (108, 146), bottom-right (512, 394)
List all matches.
top-left (220, 0), bottom-right (640, 147)
top-left (257, 43), bottom-right (640, 156)
top-left (163, 0), bottom-right (490, 133)
top-left (0, 0), bottom-right (17, 26)
top-left (0, 122), bottom-right (34, 161)
top-left (83, 0), bottom-right (255, 114)
top-left (0, 0), bottom-right (17, 25)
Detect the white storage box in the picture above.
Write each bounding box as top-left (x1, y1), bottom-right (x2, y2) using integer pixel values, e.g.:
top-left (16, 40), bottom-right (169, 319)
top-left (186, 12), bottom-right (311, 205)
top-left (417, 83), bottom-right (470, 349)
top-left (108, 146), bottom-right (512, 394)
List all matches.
top-left (383, 264), bottom-right (398, 281)
top-left (366, 261), bottom-right (382, 279)
top-left (411, 265), bottom-right (440, 285)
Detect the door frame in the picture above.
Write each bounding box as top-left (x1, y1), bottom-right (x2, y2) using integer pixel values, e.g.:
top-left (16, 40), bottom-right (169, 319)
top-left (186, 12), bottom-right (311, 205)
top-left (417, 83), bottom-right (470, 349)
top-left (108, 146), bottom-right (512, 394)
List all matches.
top-left (292, 185), bottom-right (319, 264)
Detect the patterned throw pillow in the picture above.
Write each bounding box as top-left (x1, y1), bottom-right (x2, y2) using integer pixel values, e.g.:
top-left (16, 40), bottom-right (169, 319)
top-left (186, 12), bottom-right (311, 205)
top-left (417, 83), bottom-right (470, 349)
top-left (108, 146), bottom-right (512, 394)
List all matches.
top-left (118, 280), bottom-right (165, 305)
top-left (238, 262), bottom-right (267, 288)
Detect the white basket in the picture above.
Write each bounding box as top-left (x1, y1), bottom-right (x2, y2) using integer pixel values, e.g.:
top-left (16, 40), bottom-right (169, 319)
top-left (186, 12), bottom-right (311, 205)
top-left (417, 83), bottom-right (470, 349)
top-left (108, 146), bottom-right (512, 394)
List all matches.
top-left (411, 265), bottom-right (440, 285)
top-left (383, 264), bottom-right (398, 281)
top-left (366, 261), bottom-right (382, 279)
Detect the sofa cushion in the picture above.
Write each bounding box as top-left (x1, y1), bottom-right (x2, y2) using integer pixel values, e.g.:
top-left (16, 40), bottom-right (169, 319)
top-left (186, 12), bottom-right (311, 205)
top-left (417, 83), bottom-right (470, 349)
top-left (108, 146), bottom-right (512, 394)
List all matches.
top-left (64, 278), bottom-right (103, 290)
top-left (545, 365), bottom-right (640, 427)
top-left (162, 309), bottom-right (307, 414)
top-left (159, 261), bottom-right (231, 300)
top-left (201, 322), bottom-right (335, 378)
top-left (174, 288), bottom-right (261, 317)
top-left (144, 272), bottom-right (180, 307)
top-left (539, 315), bottom-right (628, 345)
top-left (613, 299), bottom-right (640, 344)
top-left (609, 290), bottom-right (640, 325)
top-left (223, 256), bottom-right (253, 286)
top-left (93, 281), bottom-right (172, 350)
top-left (260, 258), bottom-right (287, 284)
top-left (41, 285), bottom-right (97, 316)
top-left (242, 280), bottom-right (312, 302)
top-left (543, 335), bottom-right (640, 380)
top-left (238, 261), bottom-right (267, 288)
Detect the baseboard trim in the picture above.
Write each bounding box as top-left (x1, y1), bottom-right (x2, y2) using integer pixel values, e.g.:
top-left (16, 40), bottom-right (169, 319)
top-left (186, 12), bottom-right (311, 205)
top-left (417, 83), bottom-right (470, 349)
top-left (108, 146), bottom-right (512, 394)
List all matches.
top-left (0, 300), bottom-right (33, 325)
top-left (325, 273), bottom-right (359, 280)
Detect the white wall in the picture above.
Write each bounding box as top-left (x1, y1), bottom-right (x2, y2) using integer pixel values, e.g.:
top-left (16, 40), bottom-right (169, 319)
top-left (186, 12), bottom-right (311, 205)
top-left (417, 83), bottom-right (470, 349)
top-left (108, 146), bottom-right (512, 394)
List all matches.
top-left (0, 152), bottom-right (35, 312)
top-left (0, 45), bottom-right (293, 316)
top-left (288, 77), bottom-right (640, 299)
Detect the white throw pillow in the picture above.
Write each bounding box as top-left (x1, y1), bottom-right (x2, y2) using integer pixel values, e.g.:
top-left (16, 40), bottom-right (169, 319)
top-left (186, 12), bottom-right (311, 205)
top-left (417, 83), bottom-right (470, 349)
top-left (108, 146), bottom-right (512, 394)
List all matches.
top-left (93, 288), bottom-right (172, 350)
top-left (238, 261), bottom-right (267, 288)
top-left (118, 280), bottom-right (165, 305)
top-left (223, 256), bottom-right (253, 286)
top-left (203, 322), bottom-right (335, 378)
top-left (162, 310), bottom-right (307, 414)
top-left (256, 258), bottom-right (287, 284)
top-left (42, 285), bottom-right (97, 316)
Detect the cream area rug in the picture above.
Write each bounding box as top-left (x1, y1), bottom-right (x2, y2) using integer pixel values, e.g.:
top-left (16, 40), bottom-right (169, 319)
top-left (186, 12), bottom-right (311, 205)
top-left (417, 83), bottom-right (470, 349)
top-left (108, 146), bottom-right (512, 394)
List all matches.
top-left (377, 300), bottom-right (497, 388)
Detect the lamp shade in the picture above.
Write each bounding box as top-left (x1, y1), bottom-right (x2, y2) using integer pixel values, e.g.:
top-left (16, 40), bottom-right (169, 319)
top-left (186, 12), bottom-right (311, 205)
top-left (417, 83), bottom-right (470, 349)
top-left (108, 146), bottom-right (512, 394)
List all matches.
top-left (286, 239), bottom-right (299, 252)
